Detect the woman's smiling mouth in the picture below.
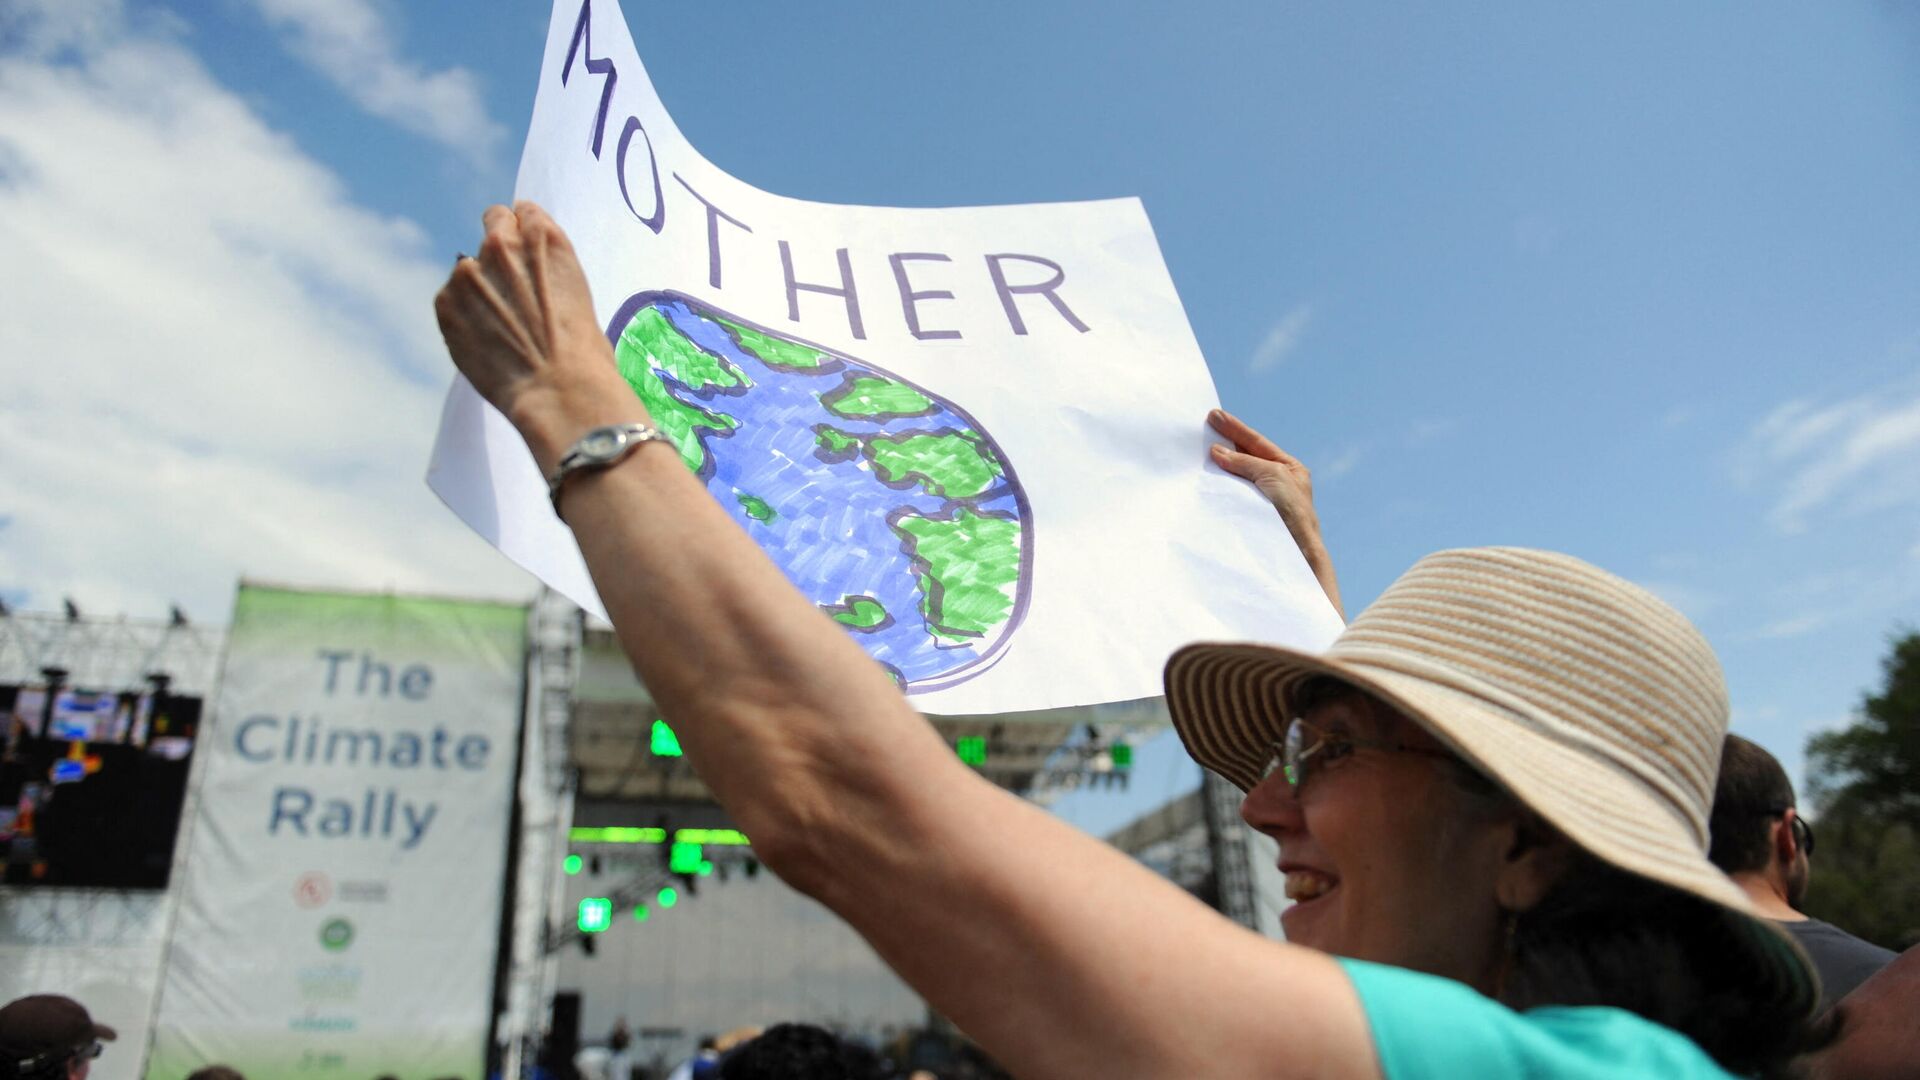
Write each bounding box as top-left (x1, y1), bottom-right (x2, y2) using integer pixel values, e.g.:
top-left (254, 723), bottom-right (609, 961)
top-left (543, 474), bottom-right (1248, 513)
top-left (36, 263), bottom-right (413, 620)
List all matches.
top-left (1282, 866), bottom-right (1337, 903)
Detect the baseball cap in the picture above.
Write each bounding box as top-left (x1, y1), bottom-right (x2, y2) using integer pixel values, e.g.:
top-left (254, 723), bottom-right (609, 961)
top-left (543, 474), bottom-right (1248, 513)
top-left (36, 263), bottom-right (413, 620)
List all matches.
top-left (0, 997), bottom-right (116, 1078)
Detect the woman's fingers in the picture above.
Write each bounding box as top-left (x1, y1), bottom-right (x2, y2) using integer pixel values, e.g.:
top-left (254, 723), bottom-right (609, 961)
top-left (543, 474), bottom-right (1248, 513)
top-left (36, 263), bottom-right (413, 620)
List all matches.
top-left (1207, 409), bottom-right (1296, 464)
top-left (481, 202), bottom-right (517, 236)
top-left (1210, 443), bottom-right (1270, 481)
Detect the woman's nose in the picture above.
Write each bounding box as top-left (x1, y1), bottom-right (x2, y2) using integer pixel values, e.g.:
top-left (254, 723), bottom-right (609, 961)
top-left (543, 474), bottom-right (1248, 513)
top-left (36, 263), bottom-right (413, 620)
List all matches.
top-left (1240, 770), bottom-right (1303, 837)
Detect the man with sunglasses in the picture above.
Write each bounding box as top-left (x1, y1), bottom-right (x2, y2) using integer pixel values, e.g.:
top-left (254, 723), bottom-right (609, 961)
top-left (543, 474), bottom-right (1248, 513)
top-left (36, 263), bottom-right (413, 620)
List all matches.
top-left (1707, 734), bottom-right (1895, 1014)
top-left (0, 996), bottom-right (113, 1080)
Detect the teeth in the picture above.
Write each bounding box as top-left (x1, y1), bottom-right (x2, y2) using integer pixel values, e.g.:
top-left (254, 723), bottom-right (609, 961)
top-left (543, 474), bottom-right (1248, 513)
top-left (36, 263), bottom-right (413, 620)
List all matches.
top-left (1284, 871), bottom-right (1334, 901)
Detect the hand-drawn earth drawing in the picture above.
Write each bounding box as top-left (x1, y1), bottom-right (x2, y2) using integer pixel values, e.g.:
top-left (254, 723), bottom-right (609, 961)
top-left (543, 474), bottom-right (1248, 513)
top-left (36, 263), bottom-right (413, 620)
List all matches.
top-left (604, 291), bottom-right (1033, 692)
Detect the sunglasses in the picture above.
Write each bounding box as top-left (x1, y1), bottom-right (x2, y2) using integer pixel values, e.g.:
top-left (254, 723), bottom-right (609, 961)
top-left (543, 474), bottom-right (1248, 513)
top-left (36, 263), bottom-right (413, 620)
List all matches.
top-left (1262, 717), bottom-right (1454, 792)
top-left (11, 1042), bottom-right (102, 1076)
top-left (1769, 807), bottom-right (1815, 856)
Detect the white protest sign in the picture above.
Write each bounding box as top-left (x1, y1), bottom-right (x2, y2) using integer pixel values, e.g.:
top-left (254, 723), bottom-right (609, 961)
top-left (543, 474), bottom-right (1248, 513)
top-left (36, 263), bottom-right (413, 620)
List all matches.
top-left (428, 0), bottom-right (1344, 715)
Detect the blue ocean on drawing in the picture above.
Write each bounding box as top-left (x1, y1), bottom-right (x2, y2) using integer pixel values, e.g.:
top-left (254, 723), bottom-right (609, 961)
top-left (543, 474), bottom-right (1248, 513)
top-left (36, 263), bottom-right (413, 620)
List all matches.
top-left (603, 292), bottom-right (1032, 691)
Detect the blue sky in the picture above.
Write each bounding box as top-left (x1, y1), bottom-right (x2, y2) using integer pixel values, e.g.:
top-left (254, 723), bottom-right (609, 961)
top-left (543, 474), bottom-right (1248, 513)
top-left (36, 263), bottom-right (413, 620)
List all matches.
top-left (2, 0), bottom-right (1916, 831)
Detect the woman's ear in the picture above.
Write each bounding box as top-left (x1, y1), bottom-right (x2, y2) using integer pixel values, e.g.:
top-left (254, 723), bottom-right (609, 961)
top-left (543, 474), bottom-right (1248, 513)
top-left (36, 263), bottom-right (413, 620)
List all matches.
top-left (1493, 812), bottom-right (1576, 913)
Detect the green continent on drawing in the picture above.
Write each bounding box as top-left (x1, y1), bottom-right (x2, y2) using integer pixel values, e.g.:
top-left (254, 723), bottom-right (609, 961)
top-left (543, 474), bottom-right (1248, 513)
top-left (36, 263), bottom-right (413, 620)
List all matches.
top-left (825, 595), bottom-right (891, 630)
top-left (736, 491), bottom-right (776, 522)
top-left (614, 307), bottom-right (742, 473)
top-left (722, 318), bottom-right (831, 370)
top-left (892, 509), bottom-right (1023, 644)
top-left (823, 374), bottom-right (936, 419)
top-left (815, 426), bottom-right (859, 456)
top-left (606, 292), bottom-right (1030, 691)
top-left (868, 431), bottom-right (1004, 499)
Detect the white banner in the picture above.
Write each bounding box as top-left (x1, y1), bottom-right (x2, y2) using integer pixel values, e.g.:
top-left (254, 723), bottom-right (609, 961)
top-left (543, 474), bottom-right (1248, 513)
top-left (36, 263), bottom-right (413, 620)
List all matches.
top-left (147, 586), bottom-right (527, 1080)
top-left (428, 0), bottom-right (1344, 716)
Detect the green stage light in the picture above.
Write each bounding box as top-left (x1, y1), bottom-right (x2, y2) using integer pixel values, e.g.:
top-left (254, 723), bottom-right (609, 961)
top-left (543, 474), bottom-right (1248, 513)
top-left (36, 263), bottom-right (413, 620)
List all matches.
top-left (697, 860), bottom-right (713, 877)
top-left (956, 736), bottom-right (987, 766)
top-left (564, 854), bottom-right (582, 875)
top-left (578, 897), bottom-right (612, 933)
top-left (651, 719), bottom-right (683, 757)
top-left (669, 842), bottom-right (704, 874)
top-left (675, 828), bottom-right (749, 845)
top-left (568, 827), bottom-right (750, 846)
top-left (632, 904), bottom-right (649, 922)
top-left (657, 887), bottom-right (678, 908)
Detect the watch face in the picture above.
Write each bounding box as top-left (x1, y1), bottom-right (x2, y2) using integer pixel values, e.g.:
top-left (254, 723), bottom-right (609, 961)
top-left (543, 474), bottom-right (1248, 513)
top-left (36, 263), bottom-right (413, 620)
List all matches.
top-left (581, 429), bottom-right (622, 458)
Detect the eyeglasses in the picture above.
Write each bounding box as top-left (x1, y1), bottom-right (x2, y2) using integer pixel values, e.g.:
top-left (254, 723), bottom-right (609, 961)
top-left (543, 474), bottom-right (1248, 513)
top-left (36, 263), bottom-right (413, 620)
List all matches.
top-left (79, 1042), bottom-right (104, 1062)
top-left (1262, 717), bottom-right (1455, 792)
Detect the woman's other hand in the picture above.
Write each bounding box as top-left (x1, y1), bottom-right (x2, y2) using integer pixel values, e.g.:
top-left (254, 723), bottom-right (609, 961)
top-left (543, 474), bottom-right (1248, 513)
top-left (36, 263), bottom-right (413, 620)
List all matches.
top-left (435, 201), bottom-right (642, 473)
top-left (1208, 408), bottom-right (1344, 618)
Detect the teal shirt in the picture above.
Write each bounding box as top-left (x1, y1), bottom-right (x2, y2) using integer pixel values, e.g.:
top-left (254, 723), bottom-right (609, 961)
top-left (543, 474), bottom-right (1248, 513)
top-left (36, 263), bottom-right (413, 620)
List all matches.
top-left (1340, 959), bottom-right (1737, 1079)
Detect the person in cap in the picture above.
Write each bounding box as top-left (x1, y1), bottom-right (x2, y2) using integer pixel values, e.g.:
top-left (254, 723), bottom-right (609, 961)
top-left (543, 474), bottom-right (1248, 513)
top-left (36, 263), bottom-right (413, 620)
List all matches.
top-left (1709, 733), bottom-right (1895, 1013)
top-left (0, 996), bottom-right (115, 1080)
top-left (435, 203), bottom-right (1828, 1079)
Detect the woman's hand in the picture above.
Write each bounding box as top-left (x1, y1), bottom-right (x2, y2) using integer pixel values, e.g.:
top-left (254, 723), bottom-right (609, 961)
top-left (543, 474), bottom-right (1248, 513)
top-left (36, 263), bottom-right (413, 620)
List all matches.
top-left (435, 201), bottom-right (642, 473)
top-left (1208, 408), bottom-right (1344, 617)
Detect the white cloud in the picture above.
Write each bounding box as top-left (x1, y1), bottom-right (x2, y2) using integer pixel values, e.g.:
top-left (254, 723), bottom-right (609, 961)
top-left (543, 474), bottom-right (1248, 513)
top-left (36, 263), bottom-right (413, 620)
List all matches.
top-left (1745, 372), bottom-right (1920, 533)
top-left (0, 4), bottom-right (528, 619)
top-left (1248, 303), bottom-right (1312, 373)
top-left (1752, 612), bottom-right (1832, 640)
top-left (0, 0), bottom-right (132, 57)
top-left (1405, 416), bottom-right (1458, 445)
top-left (244, 0), bottom-right (504, 163)
top-left (1319, 446), bottom-right (1362, 480)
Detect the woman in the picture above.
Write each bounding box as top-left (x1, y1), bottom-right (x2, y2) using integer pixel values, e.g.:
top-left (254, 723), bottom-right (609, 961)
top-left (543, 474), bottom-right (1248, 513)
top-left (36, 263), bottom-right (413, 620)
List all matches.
top-left (436, 203), bottom-right (1822, 1078)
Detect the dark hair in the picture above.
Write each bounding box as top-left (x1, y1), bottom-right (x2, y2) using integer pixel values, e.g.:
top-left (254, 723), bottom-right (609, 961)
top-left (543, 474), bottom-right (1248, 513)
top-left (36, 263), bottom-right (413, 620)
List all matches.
top-left (1500, 853), bottom-right (1832, 1079)
top-left (184, 1067), bottom-right (245, 1080)
top-left (716, 1024), bottom-right (888, 1080)
top-left (1708, 734), bottom-right (1797, 876)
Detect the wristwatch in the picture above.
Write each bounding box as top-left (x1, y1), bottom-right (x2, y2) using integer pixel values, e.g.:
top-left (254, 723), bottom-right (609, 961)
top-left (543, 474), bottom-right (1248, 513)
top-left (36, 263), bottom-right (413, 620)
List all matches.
top-left (547, 422), bottom-right (667, 517)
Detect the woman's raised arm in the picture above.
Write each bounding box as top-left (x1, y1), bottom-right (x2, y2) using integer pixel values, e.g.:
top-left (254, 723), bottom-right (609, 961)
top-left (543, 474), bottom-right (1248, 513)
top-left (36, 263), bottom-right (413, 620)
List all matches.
top-left (435, 202), bottom-right (1377, 1080)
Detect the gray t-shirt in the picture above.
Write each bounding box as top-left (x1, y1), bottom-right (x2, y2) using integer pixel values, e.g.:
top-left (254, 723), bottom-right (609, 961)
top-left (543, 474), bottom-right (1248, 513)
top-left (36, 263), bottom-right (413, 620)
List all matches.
top-left (1780, 917), bottom-right (1897, 1013)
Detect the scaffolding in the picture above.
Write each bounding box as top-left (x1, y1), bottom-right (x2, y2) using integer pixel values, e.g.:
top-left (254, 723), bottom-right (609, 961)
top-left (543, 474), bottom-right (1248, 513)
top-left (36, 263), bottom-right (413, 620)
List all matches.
top-left (497, 588), bottom-right (584, 1080)
top-left (0, 610), bottom-right (225, 696)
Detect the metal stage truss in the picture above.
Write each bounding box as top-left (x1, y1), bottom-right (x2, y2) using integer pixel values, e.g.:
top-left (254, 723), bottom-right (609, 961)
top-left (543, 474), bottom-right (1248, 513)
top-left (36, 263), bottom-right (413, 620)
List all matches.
top-left (0, 610), bottom-right (225, 696)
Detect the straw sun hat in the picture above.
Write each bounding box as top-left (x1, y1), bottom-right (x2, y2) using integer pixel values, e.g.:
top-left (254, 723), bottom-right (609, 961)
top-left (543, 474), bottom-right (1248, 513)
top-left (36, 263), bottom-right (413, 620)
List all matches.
top-left (1165, 546), bottom-right (1817, 1016)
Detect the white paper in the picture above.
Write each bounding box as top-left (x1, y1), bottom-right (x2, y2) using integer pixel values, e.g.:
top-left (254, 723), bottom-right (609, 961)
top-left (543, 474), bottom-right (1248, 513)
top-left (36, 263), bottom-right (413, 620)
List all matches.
top-left (428, 0), bottom-right (1344, 715)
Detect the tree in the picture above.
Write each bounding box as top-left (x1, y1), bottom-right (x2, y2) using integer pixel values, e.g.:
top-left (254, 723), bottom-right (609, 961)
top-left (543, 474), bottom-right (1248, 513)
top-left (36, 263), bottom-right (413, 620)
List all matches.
top-left (1802, 629), bottom-right (1920, 951)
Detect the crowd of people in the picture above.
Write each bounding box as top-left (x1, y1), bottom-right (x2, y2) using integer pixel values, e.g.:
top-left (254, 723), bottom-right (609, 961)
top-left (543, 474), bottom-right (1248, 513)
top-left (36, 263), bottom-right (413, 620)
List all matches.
top-left (4, 198), bottom-right (1914, 1080)
top-left (570, 1021), bottom-right (1011, 1080)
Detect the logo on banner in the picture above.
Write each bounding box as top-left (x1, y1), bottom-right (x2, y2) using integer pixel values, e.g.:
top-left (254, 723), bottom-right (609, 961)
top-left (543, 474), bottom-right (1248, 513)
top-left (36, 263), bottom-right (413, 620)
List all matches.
top-left (318, 918), bottom-right (354, 952)
top-left (294, 871), bottom-right (333, 908)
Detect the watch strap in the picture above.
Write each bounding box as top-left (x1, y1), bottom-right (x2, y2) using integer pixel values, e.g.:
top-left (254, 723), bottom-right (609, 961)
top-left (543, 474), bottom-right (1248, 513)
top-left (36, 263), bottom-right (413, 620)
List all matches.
top-left (547, 422), bottom-right (667, 518)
